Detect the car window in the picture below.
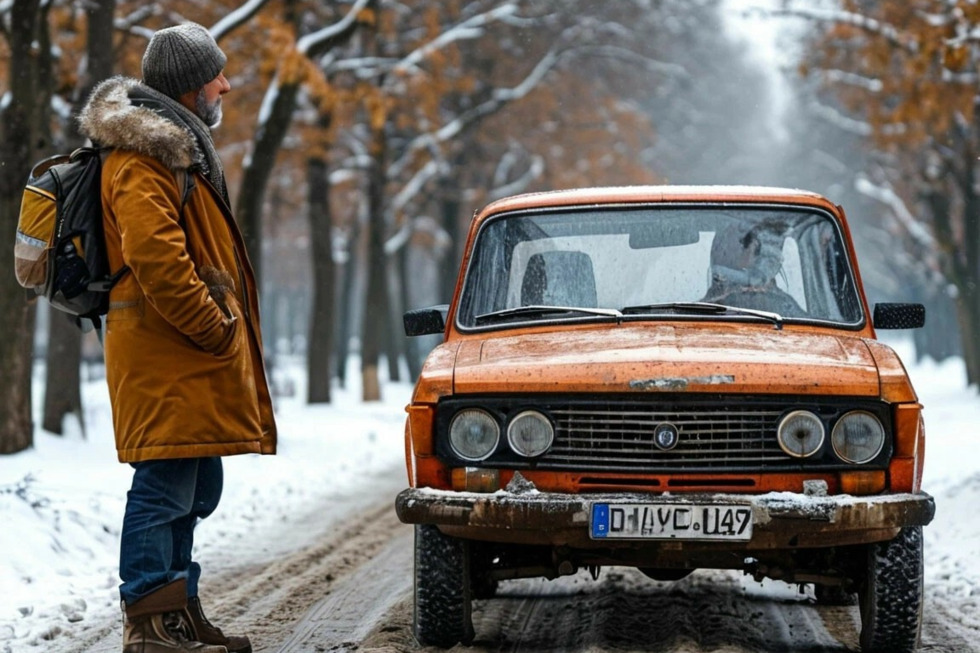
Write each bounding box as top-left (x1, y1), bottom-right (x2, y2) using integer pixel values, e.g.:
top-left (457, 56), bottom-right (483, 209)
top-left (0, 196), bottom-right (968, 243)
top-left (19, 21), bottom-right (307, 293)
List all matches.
top-left (457, 206), bottom-right (864, 328)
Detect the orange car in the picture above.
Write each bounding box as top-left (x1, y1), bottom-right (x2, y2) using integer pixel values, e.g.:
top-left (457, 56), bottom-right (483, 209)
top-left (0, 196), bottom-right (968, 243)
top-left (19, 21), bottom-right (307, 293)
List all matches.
top-left (396, 186), bottom-right (935, 652)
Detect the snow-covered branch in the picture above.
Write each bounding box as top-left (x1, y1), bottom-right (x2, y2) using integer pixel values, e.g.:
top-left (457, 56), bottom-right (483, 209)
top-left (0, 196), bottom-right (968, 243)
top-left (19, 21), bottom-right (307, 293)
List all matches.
top-left (573, 45), bottom-right (688, 80)
top-left (388, 43), bottom-right (568, 179)
top-left (854, 175), bottom-right (936, 250)
top-left (942, 69), bottom-right (979, 85)
top-left (389, 159), bottom-right (443, 221)
top-left (808, 100), bottom-right (872, 136)
top-left (325, 4), bottom-right (525, 81)
top-left (822, 69), bottom-right (883, 92)
top-left (489, 155), bottom-right (544, 201)
top-left (384, 222), bottom-right (412, 256)
top-left (297, 0), bottom-right (371, 56)
top-left (326, 56), bottom-right (398, 79)
top-left (252, 71), bottom-right (281, 145)
top-left (211, 0), bottom-right (272, 43)
top-left (773, 6), bottom-right (917, 53)
top-left (114, 6), bottom-right (155, 41)
top-left (392, 4), bottom-right (518, 75)
top-left (249, 0), bottom-right (371, 152)
top-left (490, 47), bottom-right (560, 104)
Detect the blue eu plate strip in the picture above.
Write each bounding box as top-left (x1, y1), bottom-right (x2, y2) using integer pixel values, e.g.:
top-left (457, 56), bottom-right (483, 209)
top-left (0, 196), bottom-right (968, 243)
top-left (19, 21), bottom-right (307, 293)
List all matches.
top-left (591, 503), bottom-right (609, 538)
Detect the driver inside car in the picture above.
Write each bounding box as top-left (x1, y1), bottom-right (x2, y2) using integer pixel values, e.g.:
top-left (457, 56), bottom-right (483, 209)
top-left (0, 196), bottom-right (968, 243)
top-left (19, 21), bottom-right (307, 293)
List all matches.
top-left (701, 222), bottom-right (807, 317)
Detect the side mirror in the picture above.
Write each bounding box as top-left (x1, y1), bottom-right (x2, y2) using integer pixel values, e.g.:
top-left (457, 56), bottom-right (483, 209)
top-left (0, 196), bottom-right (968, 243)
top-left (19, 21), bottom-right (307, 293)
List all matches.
top-left (404, 305), bottom-right (449, 337)
top-left (873, 303), bottom-right (925, 330)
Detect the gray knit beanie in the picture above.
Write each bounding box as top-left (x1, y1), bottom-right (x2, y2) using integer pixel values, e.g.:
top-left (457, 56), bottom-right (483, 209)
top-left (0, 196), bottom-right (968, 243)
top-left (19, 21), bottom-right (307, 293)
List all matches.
top-left (141, 23), bottom-right (227, 100)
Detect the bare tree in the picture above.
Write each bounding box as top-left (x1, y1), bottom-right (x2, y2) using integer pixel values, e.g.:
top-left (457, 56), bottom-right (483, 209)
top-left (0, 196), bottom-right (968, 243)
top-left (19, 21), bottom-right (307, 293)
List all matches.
top-left (0, 0), bottom-right (55, 453)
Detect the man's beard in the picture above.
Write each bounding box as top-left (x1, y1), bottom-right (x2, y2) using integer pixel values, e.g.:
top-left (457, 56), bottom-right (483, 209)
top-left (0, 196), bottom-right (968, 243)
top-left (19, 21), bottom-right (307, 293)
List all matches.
top-left (195, 91), bottom-right (223, 128)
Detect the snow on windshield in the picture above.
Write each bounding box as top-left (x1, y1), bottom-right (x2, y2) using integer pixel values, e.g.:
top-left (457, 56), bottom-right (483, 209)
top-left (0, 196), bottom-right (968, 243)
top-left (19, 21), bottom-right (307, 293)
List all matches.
top-left (457, 206), bottom-right (863, 327)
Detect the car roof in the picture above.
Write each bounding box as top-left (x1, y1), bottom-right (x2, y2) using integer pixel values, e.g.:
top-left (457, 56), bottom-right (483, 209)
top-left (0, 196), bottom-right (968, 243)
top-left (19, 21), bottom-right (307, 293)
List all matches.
top-left (477, 185), bottom-right (839, 219)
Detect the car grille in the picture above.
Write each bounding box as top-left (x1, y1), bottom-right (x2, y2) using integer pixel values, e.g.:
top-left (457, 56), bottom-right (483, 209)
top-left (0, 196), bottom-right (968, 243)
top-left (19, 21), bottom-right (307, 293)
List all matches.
top-left (543, 405), bottom-right (789, 472)
top-left (436, 395), bottom-right (892, 473)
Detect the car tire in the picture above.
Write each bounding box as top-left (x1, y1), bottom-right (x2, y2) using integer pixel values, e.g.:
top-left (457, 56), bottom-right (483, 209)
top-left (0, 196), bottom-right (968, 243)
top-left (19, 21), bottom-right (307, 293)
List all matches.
top-left (413, 524), bottom-right (475, 647)
top-left (858, 526), bottom-right (924, 653)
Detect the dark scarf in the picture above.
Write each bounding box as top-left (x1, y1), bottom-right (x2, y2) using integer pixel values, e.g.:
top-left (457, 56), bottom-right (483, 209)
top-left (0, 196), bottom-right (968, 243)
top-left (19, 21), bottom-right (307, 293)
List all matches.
top-left (126, 83), bottom-right (229, 205)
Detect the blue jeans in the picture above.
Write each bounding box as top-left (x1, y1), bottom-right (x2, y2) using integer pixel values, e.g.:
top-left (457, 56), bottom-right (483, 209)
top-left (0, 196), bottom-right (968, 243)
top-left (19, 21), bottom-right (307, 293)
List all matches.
top-left (119, 457), bottom-right (223, 606)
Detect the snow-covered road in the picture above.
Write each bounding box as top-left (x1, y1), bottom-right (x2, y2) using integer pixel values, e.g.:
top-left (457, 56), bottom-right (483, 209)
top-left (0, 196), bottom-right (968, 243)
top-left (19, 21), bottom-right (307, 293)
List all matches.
top-left (2, 344), bottom-right (979, 652)
top-left (61, 478), bottom-right (980, 653)
top-left (69, 483), bottom-right (980, 653)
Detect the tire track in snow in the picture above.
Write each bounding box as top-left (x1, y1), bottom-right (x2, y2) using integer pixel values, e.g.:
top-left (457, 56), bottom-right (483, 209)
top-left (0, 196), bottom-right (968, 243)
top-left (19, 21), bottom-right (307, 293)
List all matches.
top-left (376, 569), bottom-right (859, 652)
top-left (223, 501), bottom-right (412, 652)
top-left (273, 530), bottom-right (413, 652)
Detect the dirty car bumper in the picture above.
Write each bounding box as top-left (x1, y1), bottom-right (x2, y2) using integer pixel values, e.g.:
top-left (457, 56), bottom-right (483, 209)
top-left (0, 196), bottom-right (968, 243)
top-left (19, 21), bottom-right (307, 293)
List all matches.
top-left (395, 488), bottom-right (935, 550)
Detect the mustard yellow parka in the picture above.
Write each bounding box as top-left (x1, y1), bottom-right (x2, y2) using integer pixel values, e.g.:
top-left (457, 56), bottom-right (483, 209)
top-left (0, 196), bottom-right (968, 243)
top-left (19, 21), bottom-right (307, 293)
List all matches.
top-left (79, 76), bottom-right (276, 462)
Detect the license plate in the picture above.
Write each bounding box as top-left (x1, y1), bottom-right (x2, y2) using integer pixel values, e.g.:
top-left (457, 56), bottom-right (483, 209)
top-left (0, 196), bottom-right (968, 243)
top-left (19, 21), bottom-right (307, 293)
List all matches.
top-left (590, 503), bottom-right (753, 540)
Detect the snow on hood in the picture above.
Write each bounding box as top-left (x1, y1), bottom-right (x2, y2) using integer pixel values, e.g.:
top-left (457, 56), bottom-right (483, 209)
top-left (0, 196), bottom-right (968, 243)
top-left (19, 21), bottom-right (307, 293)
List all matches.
top-left (451, 323), bottom-right (884, 396)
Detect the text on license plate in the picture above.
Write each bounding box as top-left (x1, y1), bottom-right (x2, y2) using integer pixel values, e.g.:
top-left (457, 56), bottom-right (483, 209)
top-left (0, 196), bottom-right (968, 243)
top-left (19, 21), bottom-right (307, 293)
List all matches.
top-left (590, 503), bottom-right (753, 540)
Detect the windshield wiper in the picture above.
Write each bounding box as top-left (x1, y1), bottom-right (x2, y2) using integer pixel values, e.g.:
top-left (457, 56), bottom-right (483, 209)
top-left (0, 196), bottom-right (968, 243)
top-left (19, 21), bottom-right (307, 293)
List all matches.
top-left (621, 301), bottom-right (784, 329)
top-left (474, 305), bottom-right (623, 325)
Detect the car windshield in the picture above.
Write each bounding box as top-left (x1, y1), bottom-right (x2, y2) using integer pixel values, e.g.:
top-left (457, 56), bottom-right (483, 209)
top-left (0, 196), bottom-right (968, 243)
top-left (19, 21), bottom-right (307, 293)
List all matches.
top-left (456, 205), bottom-right (864, 329)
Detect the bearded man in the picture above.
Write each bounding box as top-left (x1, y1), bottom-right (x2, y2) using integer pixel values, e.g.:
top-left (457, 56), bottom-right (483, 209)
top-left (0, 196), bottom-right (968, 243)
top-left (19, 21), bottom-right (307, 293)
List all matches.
top-left (78, 22), bottom-right (277, 653)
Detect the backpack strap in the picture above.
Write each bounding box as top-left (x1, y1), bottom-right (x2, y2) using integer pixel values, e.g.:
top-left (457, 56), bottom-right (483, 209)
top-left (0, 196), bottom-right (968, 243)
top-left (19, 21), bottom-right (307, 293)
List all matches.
top-left (176, 165), bottom-right (197, 216)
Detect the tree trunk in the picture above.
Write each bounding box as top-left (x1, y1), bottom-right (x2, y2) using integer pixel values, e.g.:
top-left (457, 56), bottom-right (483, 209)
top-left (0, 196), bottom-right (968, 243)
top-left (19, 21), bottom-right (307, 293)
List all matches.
top-left (236, 83), bottom-right (301, 284)
top-left (911, 283), bottom-right (960, 363)
top-left (306, 135), bottom-right (335, 404)
top-left (79, 0), bottom-right (116, 99)
top-left (924, 165), bottom-right (978, 389)
top-left (953, 283), bottom-right (980, 387)
top-left (42, 314), bottom-right (83, 435)
top-left (385, 255), bottom-right (402, 383)
top-left (401, 243), bottom-right (422, 381)
top-left (440, 191), bottom-right (463, 303)
top-left (0, 0), bottom-right (53, 454)
top-left (361, 127), bottom-right (388, 402)
top-left (959, 152), bottom-right (980, 387)
top-left (41, 0), bottom-right (117, 437)
top-left (334, 215), bottom-right (360, 389)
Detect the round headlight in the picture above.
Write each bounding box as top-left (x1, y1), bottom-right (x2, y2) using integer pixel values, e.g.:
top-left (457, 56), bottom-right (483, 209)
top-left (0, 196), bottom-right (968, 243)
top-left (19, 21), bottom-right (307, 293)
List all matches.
top-left (449, 409), bottom-right (500, 461)
top-left (507, 410), bottom-right (554, 457)
top-left (777, 410), bottom-right (825, 458)
top-left (832, 411), bottom-right (885, 464)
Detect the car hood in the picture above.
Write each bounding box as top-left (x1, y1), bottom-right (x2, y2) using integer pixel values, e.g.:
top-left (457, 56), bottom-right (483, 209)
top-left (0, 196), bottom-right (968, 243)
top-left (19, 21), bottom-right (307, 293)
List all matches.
top-left (449, 324), bottom-right (887, 397)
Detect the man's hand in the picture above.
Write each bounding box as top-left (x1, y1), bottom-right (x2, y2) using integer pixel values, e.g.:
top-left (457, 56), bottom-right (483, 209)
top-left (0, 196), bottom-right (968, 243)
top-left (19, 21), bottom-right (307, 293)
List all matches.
top-left (199, 265), bottom-right (236, 318)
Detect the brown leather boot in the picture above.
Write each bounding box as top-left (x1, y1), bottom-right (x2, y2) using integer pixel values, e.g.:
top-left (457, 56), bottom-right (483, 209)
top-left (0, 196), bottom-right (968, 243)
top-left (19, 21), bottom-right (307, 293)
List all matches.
top-left (186, 596), bottom-right (252, 653)
top-left (123, 579), bottom-right (228, 653)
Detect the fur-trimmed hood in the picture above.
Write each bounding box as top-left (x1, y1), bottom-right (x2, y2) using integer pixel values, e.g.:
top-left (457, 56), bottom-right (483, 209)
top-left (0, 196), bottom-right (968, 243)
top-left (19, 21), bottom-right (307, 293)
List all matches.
top-left (78, 76), bottom-right (198, 170)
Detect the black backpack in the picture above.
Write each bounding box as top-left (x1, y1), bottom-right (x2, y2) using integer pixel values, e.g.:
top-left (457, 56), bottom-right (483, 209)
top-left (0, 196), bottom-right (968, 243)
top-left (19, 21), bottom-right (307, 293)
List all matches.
top-left (14, 146), bottom-right (193, 330)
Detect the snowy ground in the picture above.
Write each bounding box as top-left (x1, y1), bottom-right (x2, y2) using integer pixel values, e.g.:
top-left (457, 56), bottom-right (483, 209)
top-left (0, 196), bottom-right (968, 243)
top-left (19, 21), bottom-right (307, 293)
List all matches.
top-left (0, 357), bottom-right (413, 651)
top-left (1, 342), bottom-right (979, 652)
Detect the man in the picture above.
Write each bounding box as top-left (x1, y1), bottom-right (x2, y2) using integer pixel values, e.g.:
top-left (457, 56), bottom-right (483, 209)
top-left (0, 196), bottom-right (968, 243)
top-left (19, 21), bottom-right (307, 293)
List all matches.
top-left (78, 22), bottom-right (277, 653)
top-left (701, 222), bottom-right (806, 317)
